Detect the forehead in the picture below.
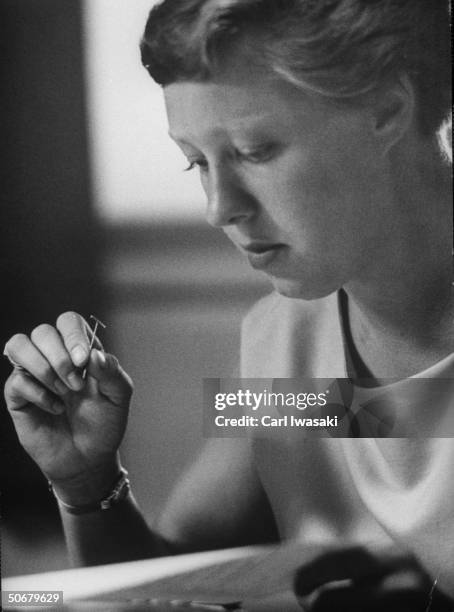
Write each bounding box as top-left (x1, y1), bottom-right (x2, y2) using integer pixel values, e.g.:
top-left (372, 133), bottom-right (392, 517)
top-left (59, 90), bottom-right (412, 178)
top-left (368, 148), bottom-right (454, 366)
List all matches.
top-left (164, 67), bottom-right (326, 144)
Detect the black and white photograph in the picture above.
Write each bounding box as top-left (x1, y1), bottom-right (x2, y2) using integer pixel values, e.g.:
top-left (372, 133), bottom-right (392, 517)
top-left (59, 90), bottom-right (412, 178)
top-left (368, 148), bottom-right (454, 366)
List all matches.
top-left (1, 1), bottom-right (453, 610)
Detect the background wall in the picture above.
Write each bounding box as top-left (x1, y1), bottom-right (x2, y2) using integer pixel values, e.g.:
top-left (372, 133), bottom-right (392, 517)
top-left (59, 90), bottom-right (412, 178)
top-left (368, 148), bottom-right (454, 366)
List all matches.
top-left (83, 0), bottom-right (206, 223)
top-left (1, 0), bottom-right (103, 576)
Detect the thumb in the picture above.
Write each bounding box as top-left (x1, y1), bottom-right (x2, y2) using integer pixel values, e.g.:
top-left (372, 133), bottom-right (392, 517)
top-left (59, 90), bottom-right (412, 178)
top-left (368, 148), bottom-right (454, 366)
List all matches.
top-left (87, 349), bottom-right (133, 406)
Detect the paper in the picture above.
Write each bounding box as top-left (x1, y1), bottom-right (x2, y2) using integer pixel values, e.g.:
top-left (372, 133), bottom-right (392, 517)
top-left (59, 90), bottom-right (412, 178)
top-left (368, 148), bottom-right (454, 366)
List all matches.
top-left (3, 542), bottom-right (331, 603)
top-left (97, 542), bottom-right (331, 601)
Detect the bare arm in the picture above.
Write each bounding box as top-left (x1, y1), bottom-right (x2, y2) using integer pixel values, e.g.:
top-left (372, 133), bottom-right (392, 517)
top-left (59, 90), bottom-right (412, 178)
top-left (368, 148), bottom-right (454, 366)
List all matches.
top-left (3, 313), bottom-right (164, 567)
top-left (58, 487), bottom-right (172, 566)
top-left (4, 312), bottom-right (277, 567)
top-left (156, 437), bottom-right (279, 553)
top-left (57, 437), bottom-right (278, 566)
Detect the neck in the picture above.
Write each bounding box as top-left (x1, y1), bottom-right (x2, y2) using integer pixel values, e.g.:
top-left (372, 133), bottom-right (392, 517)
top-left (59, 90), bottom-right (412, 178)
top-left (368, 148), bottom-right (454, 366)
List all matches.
top-left (344, 137), bottom-right (453, 372)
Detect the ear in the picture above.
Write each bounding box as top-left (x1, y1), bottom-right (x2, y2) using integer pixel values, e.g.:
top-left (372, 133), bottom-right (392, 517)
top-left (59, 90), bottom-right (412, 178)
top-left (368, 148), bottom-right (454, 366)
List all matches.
top-left (370, 74), bottom-right (416, 155)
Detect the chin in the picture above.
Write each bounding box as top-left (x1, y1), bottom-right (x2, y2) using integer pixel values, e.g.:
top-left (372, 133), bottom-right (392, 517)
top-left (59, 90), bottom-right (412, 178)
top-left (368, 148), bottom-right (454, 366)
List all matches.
top-left (270, 275), bottom-right (341, 301)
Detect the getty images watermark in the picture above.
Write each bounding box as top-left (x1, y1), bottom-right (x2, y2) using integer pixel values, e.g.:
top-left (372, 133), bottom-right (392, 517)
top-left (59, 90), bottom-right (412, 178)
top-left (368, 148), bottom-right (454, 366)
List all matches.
top-left (203, 378), bottom-right (454, 438)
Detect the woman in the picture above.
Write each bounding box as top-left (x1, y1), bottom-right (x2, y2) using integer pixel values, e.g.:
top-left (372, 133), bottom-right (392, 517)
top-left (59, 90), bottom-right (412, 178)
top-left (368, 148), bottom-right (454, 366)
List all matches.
top-left (4, 0), bottom-right (453, 609)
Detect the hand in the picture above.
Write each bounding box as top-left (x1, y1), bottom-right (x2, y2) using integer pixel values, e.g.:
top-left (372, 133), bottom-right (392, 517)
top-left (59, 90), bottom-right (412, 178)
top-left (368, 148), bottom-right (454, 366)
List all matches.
top-left (4, 312), bottom-right (133, 503)
top-left (294, 545), bottom-right (453, 612)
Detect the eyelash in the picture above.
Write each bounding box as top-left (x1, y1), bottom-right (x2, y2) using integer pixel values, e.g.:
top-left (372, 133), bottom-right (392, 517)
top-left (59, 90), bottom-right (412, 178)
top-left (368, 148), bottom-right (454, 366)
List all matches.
top-left (240, 145), bottom-right (275, 163)
top-left (184, 147), bottom-right (275, 173)
top-left (184, 161), bottom-right (204, 172)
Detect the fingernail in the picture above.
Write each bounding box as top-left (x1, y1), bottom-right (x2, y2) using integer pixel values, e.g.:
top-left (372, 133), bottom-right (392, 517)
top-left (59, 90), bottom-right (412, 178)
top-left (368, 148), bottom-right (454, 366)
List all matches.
top-left (67, 372), bottom-right (84, 391)
top-left (71, 345), bottom-right (87, 367)
top-left (95, 350), bottom-right (106, 368)
top-left (54, 380), bottom-right (67, 395)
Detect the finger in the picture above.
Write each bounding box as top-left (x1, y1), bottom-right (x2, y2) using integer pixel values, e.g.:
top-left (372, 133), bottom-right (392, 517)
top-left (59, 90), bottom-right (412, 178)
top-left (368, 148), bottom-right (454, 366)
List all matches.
top-left (5, 370), bottom-right (64, 415)
top-left (4, 334), bottom-right (69, 396)
top-left (381, 571), bottom-right (453, 612)
top-left (301, 581), bottom-right (429, 612)
top-left (298, 566), bottom-right (451, 612)
top-left (294, 545), bottom-right (412, 596)
top-left (87, 349), bottom-right (133, 407)
top-left (31, 323), bottom-right (84, 392)
top-left (56, 311), bottom-right (102, 368)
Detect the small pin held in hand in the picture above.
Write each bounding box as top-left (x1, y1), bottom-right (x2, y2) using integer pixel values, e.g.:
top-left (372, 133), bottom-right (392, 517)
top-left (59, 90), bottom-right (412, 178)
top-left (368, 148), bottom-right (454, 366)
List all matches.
top-left (82, 315), bottom-right (107, 380)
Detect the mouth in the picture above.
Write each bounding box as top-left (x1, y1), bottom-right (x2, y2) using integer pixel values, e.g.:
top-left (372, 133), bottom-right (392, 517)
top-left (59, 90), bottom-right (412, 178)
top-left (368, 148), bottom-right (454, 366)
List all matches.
top-left (240, 242), bottom-right (286, 270)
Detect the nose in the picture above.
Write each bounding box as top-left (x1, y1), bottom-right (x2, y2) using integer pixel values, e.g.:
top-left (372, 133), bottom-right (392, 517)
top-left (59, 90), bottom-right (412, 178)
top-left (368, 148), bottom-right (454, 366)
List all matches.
top-left (205, 165), bottom-right (256, 228)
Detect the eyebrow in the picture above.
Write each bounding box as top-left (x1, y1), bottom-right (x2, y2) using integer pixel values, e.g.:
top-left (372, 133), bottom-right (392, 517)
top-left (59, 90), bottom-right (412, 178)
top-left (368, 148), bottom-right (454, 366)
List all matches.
top-left (169, 121), bottom-right (278, 146)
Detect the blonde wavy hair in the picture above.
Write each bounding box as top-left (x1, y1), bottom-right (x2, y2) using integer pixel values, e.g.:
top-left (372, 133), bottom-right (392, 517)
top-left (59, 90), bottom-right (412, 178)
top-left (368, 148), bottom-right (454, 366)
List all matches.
top-left (141, 0), bottom-right (451, 138)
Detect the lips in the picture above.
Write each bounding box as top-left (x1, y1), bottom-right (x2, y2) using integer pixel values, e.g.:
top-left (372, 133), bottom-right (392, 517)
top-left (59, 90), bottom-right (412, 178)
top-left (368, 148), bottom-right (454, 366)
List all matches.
top-left (242, 242), bottom-right (281, 253)
top-left (240, 242), bottom-right (286, 270)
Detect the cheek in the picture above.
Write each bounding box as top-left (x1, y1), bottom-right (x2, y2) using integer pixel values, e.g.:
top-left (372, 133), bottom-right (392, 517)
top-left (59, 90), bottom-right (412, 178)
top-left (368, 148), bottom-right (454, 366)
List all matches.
top-left (301, 140), bottom-right (381, 214)
top-left (263, 154), bottom-right (346, 231)
top-left (264, 146), bottom-right (385, 250)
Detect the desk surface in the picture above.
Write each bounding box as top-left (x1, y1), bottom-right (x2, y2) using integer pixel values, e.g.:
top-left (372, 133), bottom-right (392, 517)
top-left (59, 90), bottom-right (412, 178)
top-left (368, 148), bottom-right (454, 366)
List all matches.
top-left (2, 595), bottom-right (301, 611)
top-left (3, 544), bottom-right (317, 611)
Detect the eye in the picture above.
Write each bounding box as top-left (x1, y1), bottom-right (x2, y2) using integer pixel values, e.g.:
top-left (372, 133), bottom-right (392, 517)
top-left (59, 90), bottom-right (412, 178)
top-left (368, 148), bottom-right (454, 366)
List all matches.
top-left (236, 144), bottom-right (276, 164)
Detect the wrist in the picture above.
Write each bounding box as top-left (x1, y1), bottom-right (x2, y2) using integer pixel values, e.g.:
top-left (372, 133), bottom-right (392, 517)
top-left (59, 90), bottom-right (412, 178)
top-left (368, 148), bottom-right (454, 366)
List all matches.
top-left (50, 467), bottom-right (130, 515)
top-left (48, 456), bottom-right (122, 507)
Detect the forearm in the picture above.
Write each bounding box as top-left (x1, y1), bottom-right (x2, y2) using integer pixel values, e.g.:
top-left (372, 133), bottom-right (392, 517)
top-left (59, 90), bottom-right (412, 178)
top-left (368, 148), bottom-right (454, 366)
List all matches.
top-left (59, 491), bottom-right (173, 567)
top-left (51, 457), bottom-right (175, 567)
